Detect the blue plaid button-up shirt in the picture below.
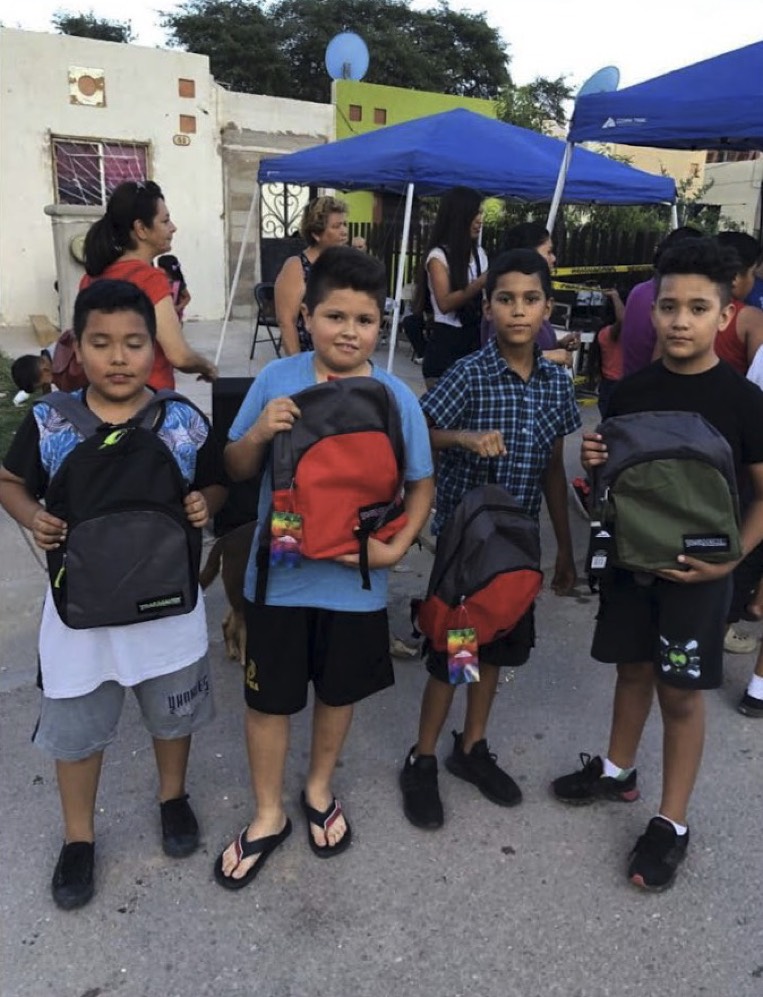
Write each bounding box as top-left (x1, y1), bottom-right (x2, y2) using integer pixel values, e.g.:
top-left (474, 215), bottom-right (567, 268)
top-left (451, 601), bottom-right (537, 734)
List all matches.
top-left (422, 339), bottom-right (581, 533)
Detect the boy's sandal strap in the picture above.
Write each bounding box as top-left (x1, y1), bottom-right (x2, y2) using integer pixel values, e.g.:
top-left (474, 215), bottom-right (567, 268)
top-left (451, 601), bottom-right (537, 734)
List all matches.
top-left (301, 795), bottom-right (344, 831)
top-left (234, 825), bottom-right (288, 862)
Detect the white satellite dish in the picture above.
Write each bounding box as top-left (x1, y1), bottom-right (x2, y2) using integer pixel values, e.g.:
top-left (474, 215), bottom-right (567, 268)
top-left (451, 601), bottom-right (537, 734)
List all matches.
top-left (325, 32), bottom-right (370, 81)
top-left (577, 65), bottom-right (620, 98)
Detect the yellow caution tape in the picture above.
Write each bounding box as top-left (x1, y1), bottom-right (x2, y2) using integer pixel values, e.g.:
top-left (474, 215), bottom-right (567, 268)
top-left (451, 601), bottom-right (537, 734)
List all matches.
top-left (553, 264), bottom-right (653, 276)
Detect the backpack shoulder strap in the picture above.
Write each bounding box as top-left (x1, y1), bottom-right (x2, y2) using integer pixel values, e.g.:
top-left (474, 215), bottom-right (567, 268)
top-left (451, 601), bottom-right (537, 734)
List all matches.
top-left (40, 393), bottom-right (102, 438)
top-left (133, 389), bottom-right (204, 430)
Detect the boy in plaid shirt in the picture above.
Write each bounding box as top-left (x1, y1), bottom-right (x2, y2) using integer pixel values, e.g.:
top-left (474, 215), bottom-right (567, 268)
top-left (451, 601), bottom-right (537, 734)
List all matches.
top-left (400, 248), bottom-right (581, 829)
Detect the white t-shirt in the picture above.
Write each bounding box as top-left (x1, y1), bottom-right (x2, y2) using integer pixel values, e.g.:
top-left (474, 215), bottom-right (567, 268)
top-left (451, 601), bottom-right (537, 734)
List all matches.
top-left (426, 246), bottom-right (488, 327)
top-left (747, 346), bottom-right (763, 390)
top-left (39, 589), bottom-right (208, 699)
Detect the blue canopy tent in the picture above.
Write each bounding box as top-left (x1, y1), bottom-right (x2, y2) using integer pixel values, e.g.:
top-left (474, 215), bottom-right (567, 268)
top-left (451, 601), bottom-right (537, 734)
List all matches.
top-left (569, 41), bottom-right (763, 151)
top-left (219, 109), bottom-right (675, 370)
top-left (547, 42), bottom-right (763, 231)
top-left (258, 108), bottom-right (676, 203)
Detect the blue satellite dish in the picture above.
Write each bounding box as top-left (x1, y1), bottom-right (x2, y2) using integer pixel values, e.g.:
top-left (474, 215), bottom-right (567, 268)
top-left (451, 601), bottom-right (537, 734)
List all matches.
top-left (325, 32), bottom-right (370, 81)
top-left (577, 65), bottom-right (620, 98)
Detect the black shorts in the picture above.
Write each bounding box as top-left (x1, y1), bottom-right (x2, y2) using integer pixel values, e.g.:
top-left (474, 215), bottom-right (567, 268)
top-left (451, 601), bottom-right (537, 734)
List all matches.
top-left (426, 606), bottom-right (535, 684)
top-left (244, 602), bottom-right (394, 714)
top-left (591, 568), bottom-right (732, 690)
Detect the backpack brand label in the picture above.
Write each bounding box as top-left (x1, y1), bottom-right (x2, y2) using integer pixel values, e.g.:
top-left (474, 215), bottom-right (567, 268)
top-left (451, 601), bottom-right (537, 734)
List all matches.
top-left (136, 592), bottom-right (185, 614)
top-left (682, 533), bottom-right (731, 554)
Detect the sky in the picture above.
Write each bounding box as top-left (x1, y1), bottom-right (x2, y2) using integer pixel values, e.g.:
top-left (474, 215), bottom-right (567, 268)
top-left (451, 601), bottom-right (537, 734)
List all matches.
top-left (6, 0), bottom-right (762, 90)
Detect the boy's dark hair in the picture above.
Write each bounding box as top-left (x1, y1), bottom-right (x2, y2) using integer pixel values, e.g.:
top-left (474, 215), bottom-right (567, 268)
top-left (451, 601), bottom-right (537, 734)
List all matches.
top-left (655, 237), bottom-right (738, 305)
top-left (73, 280), bottom-right (157, 342)
top-left (486, 249), bottom-right (553, 300)
top-left (652, 226), bottom-right (703, 267)
top-left (504, 222), bottom-right (550, 253)
top-left (10, 354), bottom-right (43, 393)
top-left (303, 246), bottom-right (387, 315)
top-left (716, 231), bottom-right (763, 272)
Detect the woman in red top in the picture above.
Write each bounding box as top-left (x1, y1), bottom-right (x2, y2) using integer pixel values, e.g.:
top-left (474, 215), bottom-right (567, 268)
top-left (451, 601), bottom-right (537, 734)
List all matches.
top-left (80, 181), bottom-right (217, 390)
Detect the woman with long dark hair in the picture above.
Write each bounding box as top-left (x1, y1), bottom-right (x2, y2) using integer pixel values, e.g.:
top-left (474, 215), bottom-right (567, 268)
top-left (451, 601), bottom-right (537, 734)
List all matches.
top-left (81, 181), bottom-right (217, 389)
top-left (420, 187), bottom-right (487, 385)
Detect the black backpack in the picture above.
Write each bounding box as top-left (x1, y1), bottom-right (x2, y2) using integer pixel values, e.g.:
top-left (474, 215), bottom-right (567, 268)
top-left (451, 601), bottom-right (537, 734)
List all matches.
top-left (589, 410), bottom-right (741, 575)
top-left (43, 390), bottom-right (203, 629)
top-left (416, 484), bottom-right (543, 651)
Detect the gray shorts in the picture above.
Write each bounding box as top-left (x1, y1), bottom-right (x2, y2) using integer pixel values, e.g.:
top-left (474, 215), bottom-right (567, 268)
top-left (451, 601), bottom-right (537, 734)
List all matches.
top-left (33, 656), bottom-right (215, 761)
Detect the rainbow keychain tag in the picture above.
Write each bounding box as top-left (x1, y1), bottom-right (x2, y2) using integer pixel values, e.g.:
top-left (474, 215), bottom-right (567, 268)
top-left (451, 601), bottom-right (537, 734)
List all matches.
top-left (447, 627), bottom-right (480, 685)
top-left (270, 511), bottom-right (303, 568)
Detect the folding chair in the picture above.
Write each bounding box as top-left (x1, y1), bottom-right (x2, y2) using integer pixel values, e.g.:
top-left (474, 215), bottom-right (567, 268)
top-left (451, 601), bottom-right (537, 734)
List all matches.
top-left (249, 282), bottom-right (282, 359)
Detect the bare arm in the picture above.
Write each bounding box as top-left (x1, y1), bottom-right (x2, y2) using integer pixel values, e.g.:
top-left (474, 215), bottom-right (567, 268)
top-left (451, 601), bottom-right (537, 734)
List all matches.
top-left (154, 296), bottom-right (217, 380)
top-left (183, 484), bottom-right (228, 529)
top-left (0, 466), bottom-right (67, 550)
top-left (541, 437), bottom-right (576, 594)
top-left (224, 396), bottom-right (302, 482)
top-left (429, 426), bottom-right (506, 457)
top-left (427, 257), bottom-right (486, 316)
top-left (274, 257), bottom-right (305, 357)
top-left (335, 475), bottom-right (435, 570)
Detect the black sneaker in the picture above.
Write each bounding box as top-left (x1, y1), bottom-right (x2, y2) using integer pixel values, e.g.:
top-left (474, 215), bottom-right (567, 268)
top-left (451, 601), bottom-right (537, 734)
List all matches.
top-left (51, 841), bottom-right (95, 910)
top-left (444, 731), bottom-right (522, 807)
top-left (628, 816), bottom-right (689, 892)
top-left (400, 747), bottom-right (444, 829)
top-left (551, 753), bottom-right (639, 805)
top-left (160, 794), bottom-right (200, 858)
top-left (738, 691), bottom-right (763, 717)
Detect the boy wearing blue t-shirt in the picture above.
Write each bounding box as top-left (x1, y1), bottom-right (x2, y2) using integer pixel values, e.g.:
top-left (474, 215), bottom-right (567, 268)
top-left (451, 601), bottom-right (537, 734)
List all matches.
top-left (0, 280), bottom-right (227, 910)
top-left (215, 246), bottom-right (434, 889)
top-left (400, 249), bottom-right (581, 830)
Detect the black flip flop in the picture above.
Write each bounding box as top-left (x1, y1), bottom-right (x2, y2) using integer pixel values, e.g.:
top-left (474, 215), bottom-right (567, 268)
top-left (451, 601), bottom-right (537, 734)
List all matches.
top-left (213, 818), bottom-right (292, 890)
top-left (300, 791), bottom-right (352, 858)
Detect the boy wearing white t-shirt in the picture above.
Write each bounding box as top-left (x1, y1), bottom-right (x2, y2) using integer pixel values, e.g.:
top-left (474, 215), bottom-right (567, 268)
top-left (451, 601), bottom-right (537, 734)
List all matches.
top-left (0, 280), bottom-right (227, 910)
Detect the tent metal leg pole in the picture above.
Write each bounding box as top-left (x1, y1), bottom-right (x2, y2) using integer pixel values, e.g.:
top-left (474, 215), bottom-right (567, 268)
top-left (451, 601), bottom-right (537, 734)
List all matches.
top-left (215, 184), bottom-right (260, 369)
top-left (545, 142), bottom-right (573, 234)
top-left (386, 182), bottom-right (416, 374)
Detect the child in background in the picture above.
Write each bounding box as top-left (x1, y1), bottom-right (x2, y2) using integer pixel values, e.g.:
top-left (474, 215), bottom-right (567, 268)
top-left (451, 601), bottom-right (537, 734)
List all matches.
top-left (0, 280), bottom-right (227, 910)
top-left (10, 351), bottom-right (54, 404)
top-left (593, 288), bottom-right (625, 418)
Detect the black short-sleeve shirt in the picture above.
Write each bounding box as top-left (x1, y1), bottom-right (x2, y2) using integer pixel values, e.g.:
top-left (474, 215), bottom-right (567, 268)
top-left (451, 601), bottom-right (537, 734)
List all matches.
top-left (607, 360), bottom-right (763, 482)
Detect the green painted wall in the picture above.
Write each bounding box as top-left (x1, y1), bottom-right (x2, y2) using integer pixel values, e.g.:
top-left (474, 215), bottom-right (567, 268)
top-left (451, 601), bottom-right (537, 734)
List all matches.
top-left (332, 80), bottom-right (497, 224)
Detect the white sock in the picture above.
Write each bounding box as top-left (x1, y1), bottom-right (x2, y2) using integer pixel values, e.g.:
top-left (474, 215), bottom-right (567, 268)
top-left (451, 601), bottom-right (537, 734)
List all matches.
top-left (657, 813), bottom-right (688, 836)
top-left (603, 757), bottom-right (634, 780)
top-left (746, 674), bottom-right (763, 699)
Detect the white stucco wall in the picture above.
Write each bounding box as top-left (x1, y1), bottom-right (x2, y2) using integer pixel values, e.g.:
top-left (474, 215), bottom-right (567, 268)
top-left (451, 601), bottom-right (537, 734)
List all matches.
top-left (703, 159), bottom-right (763, 235)
top-left (0, 27), bottom-right (225, 327)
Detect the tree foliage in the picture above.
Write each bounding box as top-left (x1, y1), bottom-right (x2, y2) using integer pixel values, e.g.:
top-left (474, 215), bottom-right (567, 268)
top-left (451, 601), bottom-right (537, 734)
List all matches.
top-left (495, 76), bottom-right (574, 133)
top-left (52, 10), bottom-right (134, 43)
top-left (162, 0), bottom-right (510, 102)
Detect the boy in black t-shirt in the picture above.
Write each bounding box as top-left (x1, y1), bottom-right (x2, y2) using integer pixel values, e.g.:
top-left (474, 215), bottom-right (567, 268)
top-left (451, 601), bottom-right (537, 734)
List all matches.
top-left (551, 239), bottom-right (763, 891)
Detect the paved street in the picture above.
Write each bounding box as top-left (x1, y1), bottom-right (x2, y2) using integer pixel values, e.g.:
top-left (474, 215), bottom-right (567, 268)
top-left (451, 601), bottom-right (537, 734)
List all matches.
top-left (1, 320), bottom-right (761, 997)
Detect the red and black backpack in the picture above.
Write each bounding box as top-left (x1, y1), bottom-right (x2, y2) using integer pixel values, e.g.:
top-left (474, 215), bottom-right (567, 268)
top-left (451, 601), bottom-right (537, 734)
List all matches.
top-left (416, 483), bottom-right (542, 651)
top-left (256, 375), bottom-right (408, 596)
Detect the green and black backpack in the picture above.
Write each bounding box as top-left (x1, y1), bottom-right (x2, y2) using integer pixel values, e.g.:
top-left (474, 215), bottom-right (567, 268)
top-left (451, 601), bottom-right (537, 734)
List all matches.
top-left (588, 410), bottom-right (741, 576)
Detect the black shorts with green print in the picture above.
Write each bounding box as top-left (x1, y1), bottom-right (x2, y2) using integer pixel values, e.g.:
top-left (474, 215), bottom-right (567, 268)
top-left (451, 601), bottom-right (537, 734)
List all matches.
top-left (591, 568), bottom-right (732, 689)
